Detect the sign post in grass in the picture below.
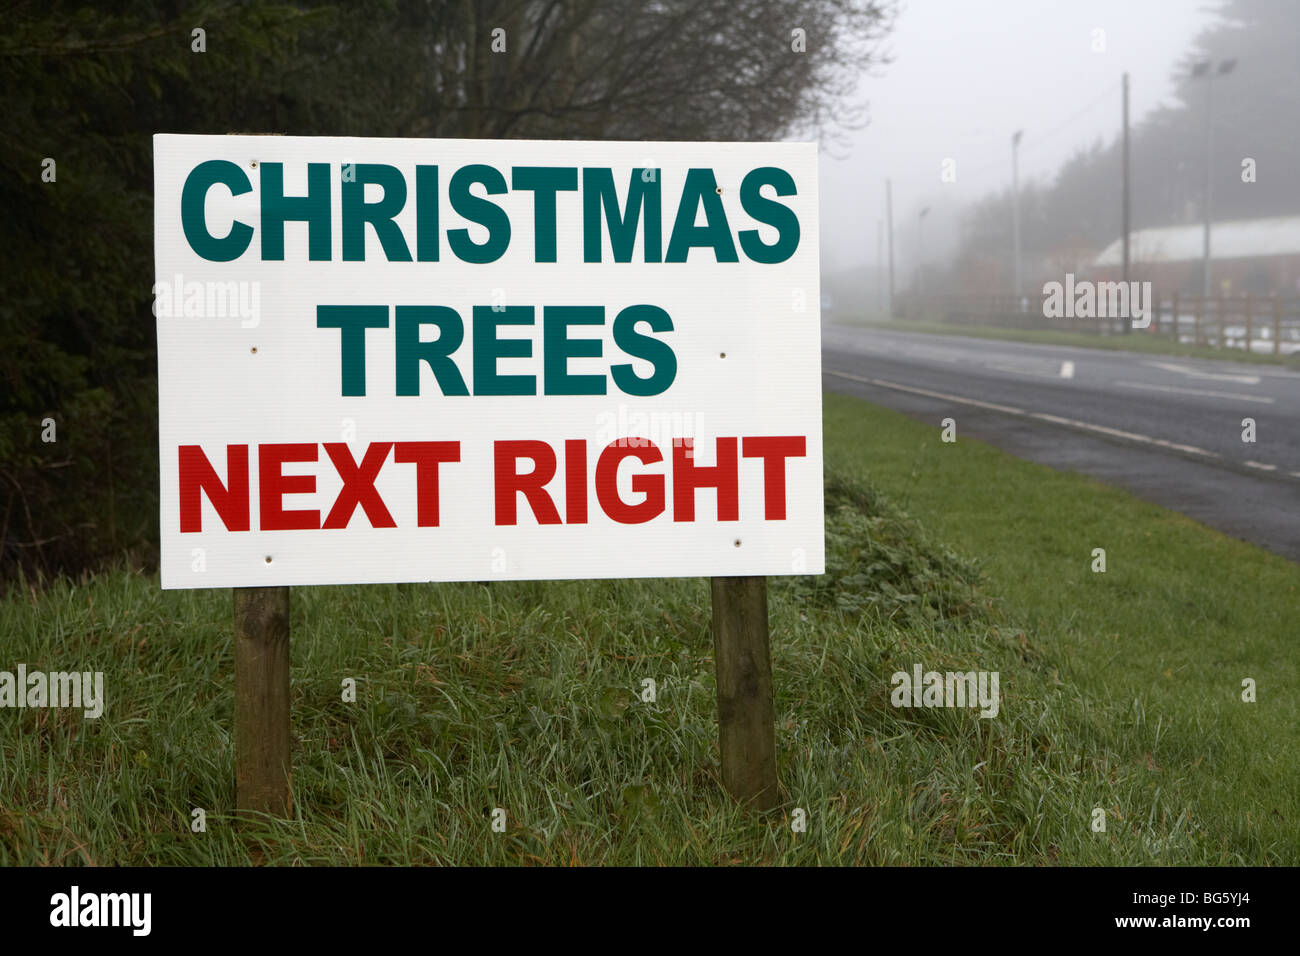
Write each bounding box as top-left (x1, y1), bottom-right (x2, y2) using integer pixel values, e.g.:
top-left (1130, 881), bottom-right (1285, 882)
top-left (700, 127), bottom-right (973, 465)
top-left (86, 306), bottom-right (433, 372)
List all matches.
top-left (234, 586), bottom-right (291, 816)
top-left (154, 134), bottom-right (822, 817)
top-left (711, 575), bottom-right (778, 810)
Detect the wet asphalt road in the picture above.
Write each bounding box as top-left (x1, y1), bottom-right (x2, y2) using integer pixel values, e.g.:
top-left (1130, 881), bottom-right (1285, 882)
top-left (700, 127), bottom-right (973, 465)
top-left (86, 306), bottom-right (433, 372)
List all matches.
top-left (822, 323), bottom-right (1300, 562)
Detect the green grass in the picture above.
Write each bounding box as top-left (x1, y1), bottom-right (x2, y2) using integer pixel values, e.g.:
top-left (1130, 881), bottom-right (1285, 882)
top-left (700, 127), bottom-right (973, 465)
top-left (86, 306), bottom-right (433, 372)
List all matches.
top-left (841, 315), bottom-right (1300, 368)
top-left (823, 392), bottom-right (1299, 864)
top-left (1, 395), bottom-right (1295, 865)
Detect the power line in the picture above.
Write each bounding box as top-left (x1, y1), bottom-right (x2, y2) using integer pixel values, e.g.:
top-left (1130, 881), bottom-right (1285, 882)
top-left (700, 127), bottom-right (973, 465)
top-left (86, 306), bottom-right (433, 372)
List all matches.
top-left (950, 79), bottom-right (1123, 185)
top-left (1017, 79), bottom-right (1122, 157)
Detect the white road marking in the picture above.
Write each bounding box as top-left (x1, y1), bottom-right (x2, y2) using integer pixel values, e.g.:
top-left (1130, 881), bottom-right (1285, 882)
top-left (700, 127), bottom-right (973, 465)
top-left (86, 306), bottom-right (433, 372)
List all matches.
top-left (822, 369), bottom-right (1026, 414)
top-left (1244, 461), bottom-right (1278, 472)
top-left (1114, 381), bottom-right (1274, 404)
top-left (1029, 412), bottom-right (1163, 446)
top-left (1143, 361), bottom-right (1261, 385)
top-left (986, 363), bottom-right (1067, 380)
top-left (1151, 439), bottom-right (1219, 456)
top-left (1060, 360), bottom-right (1075, 379)
top-left (824, 368), bottom-right (1221, 459)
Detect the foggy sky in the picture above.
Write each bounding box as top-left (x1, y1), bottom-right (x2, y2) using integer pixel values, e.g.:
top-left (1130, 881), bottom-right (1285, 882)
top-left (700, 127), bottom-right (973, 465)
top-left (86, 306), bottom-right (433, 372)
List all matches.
top-left (816, 0), bottom-right (1218, 278)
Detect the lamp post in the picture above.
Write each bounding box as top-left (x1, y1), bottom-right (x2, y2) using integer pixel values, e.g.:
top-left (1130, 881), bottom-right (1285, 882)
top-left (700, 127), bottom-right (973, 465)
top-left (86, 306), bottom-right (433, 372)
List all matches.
top-left (877, 218), bottom-right (884, 315)
top-left (886, 179), bottom-right (895, 316)
top-left (1011, 129), bottom-right (1024, 304)
top-left (1122, 71), bottom-right (1131, 332)
top-left (1191, 58), bottom-right (1236, 299)
top-left (917, 206), bottom-right (930, 302)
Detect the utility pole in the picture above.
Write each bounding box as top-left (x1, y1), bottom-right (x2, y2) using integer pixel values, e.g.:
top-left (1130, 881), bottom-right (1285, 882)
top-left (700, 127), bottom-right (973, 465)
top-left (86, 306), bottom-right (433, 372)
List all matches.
top-left (886, 179), bottom-right (895, 317)
top-left (1011, 130), bottom-right (1023, 304)
top-left (1201, 64), bottom-right (1213, 299)
top-left (1193, 59), bottom-right (1237, 299)
top-left (1122, 71), bottom-right (1131, 333)
top-left (918, 207), bottom-right (930, 300)
top-left (876, 218), bottom-right (884, 315)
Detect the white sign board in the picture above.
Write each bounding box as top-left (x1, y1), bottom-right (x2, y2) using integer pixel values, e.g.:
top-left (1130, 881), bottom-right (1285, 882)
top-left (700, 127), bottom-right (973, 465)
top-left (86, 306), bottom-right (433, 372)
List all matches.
top-left (154, 134), bottom-right (823, 588)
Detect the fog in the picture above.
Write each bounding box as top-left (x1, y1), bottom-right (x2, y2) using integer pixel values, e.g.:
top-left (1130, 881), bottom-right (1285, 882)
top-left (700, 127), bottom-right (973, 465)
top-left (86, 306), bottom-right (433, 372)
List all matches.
top-left (818, 1), bottom-right (1219, 284)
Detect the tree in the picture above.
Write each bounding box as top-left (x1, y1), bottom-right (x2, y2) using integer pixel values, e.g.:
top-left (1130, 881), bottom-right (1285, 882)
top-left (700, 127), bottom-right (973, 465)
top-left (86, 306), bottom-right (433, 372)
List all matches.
top-left (0, 0), bottom-right (895, 581)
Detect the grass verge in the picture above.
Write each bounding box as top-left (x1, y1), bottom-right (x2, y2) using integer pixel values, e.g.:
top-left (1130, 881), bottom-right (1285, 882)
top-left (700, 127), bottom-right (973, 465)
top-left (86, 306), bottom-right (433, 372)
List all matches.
top-left (823, 391), bottom-right (1298, 865)
top-left (0, 394), bottom-right (1294, 865)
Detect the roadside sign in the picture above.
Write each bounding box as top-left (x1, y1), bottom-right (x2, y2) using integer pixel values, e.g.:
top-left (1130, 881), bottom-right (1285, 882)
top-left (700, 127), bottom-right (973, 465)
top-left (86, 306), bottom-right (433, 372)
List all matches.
top-left (154, 134), bottom-right (823, 587)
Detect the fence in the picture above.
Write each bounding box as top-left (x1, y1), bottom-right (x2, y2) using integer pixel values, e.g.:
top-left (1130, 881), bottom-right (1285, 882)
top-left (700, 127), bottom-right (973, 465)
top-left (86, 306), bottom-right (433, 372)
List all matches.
top-left (897, 293), bottom-right (1300, 356)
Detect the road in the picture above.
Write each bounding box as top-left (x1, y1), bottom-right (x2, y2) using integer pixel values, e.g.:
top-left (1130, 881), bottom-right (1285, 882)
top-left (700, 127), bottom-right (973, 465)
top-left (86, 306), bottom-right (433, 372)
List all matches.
top-left (822, 323), bottom-right (1300, 562)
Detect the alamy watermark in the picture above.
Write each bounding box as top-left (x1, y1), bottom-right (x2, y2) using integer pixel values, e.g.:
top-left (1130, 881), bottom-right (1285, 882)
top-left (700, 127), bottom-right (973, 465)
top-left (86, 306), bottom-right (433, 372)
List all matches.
top-left (890, 665), bottom-right (999, 718)
top-left (153, 271), bottom-right (261, 327)
top-left (1043, 274), bottom-right (1151, 329)
top-left (0, 665), bottom-right (104, 718)
top-left (595, 404), bottom-right (701, 454)
top-left (50, 886), bottom-right (150, 936)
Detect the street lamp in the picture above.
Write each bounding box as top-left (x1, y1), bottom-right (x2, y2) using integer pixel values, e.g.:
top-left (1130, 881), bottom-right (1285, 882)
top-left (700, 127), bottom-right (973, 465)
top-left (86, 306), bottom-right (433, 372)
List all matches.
top-left (1011, 129), bottom-right (1024, 303)
top-left (917, 206), bottom-right (930, 301)
top-left (1191, 58), bottom-right (1236, 299)
top-left (885, 179), bottom-right (895, 317)
top-left (877, 218), bottom-right (884, 315)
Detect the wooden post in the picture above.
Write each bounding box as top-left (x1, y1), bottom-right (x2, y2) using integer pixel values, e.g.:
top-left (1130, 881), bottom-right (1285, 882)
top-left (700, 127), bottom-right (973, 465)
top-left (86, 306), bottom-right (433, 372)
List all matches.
top-left (1171, 292), bottom-right (1179, 339)
top-left (1121, 71), bottom-right (1131, 334)
top-left (1194, 298), bottom-right (1202, 345)
top-left (235, 586), bottom-right (292, 817)
top-left (1273, 297), bottom-right (1282, 356)
top-left (711, 576), bottom-right (778, 811)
